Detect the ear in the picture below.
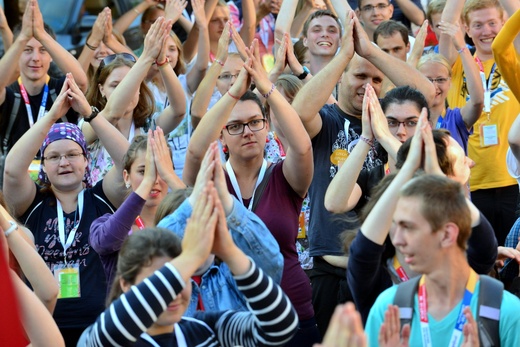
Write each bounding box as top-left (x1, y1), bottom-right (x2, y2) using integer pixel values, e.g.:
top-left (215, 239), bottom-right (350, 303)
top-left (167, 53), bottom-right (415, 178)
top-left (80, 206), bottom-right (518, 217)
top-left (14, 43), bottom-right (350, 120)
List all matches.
top-left (123, 169), bottom-right (130, 186)
top-left (388, 4), bottom-right (394, 17)
top-left (406, 42), bottom-right (411, 54)
top-left (303, 36), bottom-right (308, 48)
top-left (464, 23), bottom-right (471, 37)
top-left (98, 83), bottom-right (105, 98)
top-left (219, 132), bottom-right (227, 148)
top-left (120, 277), bottom-right (131, 293)
top-left (439, 222), bottom-right (459, 248)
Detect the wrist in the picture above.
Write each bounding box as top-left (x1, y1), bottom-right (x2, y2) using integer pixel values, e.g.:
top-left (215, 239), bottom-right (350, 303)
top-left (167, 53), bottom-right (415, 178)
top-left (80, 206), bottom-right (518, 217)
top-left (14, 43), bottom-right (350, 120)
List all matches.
top-left (156, 57), bottom-right (170, 67)
top-left (83, 106), bottom-right (99, 123)
top-left (4, 221), bottom-right (18, 238)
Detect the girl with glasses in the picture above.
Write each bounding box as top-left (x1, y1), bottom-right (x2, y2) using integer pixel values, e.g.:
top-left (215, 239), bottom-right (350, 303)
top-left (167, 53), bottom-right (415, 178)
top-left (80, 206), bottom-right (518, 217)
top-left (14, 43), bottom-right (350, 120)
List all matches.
top-left (82, 17), bottom-right (187, 184)
top-left (2, 73), bottom-right (132, 346)
top-left (184, 40), bottom-right (320, 347)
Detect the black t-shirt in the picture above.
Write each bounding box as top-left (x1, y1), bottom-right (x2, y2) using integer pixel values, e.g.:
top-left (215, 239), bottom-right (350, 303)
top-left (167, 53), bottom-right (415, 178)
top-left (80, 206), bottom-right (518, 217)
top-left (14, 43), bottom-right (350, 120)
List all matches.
top-left (0, 76), bottom-right (78, 154)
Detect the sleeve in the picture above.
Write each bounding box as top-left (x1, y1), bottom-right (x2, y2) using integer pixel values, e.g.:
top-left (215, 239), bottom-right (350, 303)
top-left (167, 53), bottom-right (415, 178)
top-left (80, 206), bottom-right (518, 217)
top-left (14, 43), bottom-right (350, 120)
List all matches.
top-left (491, 9), bottom-right (520, 102)
top-left (506, 147), bottom-right (520, 180)
top-left (158, 197), bottom-right (285, 284)
top-left (466, 212), bottom-right (498, 275)
top-left (347, 230), bottom-right (393, 324)
top-left (89, 192), bottom-right (146, 255)
top-left (77, 262), bottom-right (186, 347)
top-left (213, 259), bottom-right (299, 347)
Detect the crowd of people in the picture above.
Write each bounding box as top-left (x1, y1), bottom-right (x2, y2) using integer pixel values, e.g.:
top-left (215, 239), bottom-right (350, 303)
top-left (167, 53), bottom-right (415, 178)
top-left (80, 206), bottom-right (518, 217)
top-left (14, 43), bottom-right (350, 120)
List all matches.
top-left (1, 0), bottom-right (520, 346)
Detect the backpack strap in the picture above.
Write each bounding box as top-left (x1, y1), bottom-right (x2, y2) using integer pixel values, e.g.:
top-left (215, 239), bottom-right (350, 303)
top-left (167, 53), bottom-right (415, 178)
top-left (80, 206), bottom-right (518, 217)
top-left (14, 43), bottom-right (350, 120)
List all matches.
top-left (477, 275), bottom-right (502, 347)
top-left (2, 92), bottom-right (22, 154)
top-left (393, 275), bottom-right (421, 330)
top-left (251, 161), bottom-right (276, 212)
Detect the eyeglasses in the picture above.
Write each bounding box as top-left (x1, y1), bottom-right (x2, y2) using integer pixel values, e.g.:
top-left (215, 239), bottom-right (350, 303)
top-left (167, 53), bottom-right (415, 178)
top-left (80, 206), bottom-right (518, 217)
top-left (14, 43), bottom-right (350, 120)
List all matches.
top-left (224, 119), bottom-right (267, 135)
top-left (43, 152), bottom-right (85, 164)
top-left (387, 119), bottom-right (418, 129)
top-left (427, 77), bottom-right (450, 85)
top-left (99, 53), bottom-right (137, 69)
top-left (361, 3), bottom-right (390, 12)
top-left (218, 73), bottom-right (240, 81)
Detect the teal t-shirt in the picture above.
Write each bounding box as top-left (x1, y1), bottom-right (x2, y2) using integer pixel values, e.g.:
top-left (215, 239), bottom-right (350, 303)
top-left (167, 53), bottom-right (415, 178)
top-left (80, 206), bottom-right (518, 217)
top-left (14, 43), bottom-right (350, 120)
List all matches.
top-left (366, 281), bottom-right (520, 346)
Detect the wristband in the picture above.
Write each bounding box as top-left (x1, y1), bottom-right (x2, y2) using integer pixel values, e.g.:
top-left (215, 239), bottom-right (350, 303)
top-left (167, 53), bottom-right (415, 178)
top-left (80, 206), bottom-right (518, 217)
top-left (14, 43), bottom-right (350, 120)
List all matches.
top-left (156, 57), bottom-right (170, 67)
top-left (228, 91), bottom-right (241, 100)
top-left (360, 135), bottom-right (374, 146)
top-left (84, 106), bottom-right (100, 123)
top-left (214, 59), bottom-right (225, 67)
top-left (457, 47), bottom-right (468, 54)
top-left (261, 84), bottom-right (276, 99)
top-left (4, 221), bottom-right (18, 238)
top-left (85, 42), bottom-right (98, 50)
top-left (133, 8), bottom-right (140, 14)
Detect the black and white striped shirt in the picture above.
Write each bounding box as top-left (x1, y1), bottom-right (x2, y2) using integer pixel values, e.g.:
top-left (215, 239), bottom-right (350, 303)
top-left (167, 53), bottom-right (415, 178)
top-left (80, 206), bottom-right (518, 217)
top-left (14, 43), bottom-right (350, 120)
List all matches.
top-left (78, 259), bottom-right (298, 346)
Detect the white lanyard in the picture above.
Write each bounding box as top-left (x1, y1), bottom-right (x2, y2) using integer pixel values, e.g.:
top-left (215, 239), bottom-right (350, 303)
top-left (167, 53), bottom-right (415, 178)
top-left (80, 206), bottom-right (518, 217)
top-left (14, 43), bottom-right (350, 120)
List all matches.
top-left (128, 120), bottom-right (136, 143)
top-left (56, 190), bottom-right (84, 264)
top-left (18, 77), bottom-right (49, 128)
top-left (344, 119), bottom-right (350, 140)
top-left (226, 159), bottom-right (267, 211)
top-left (140, 323), bottom-right (187, 347)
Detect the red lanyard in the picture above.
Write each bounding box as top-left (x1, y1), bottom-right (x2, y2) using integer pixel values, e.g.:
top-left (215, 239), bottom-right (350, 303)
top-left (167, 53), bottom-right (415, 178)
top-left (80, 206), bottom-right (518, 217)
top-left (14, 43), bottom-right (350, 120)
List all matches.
top-left (135, 216), bottom-right (145, 230)
top-left (392, 256), bottom-right (409, 282)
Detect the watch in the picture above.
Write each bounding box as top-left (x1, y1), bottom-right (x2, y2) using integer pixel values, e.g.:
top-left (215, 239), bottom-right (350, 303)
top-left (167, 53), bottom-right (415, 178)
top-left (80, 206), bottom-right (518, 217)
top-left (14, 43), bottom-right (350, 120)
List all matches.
top-left (296, 66), bottom-right (310, 80)
top-left (84, 106), bottom-right (100, 123)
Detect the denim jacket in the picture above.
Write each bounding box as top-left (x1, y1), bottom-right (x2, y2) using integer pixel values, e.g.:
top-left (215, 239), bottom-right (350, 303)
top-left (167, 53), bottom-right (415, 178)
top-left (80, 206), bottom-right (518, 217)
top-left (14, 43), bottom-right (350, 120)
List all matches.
top-left (157, 197), bottom-right (284, 316)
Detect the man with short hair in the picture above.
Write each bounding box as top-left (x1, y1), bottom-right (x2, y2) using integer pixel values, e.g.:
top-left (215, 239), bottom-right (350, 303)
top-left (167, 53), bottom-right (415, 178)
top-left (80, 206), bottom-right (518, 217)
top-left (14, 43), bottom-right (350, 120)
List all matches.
top-left (292, 10), bottom-right (435, 335)
top-left (365, 174), bottom-right (520, 346)
top-left (374, 20), bottom-right (410, 61)
top-left (440, 0), bottom-right (520, 246)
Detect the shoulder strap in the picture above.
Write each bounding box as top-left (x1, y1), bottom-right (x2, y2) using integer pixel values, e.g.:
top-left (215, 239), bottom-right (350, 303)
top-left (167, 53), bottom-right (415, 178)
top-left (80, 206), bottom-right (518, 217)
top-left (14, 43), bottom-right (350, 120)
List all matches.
top-left (393, 275), bottom-right (421, 331)
top-left (251, 161), bottom-right (276, 212)
top-left (2, 92), bottom-right (22, 153)
top-left (477, 275), bottom-right (503, 347)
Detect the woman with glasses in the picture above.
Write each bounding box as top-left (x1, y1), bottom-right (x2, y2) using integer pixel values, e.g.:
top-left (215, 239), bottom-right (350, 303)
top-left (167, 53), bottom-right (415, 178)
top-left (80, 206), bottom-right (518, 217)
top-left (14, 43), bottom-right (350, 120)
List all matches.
top-left (184, 42), bottom-right (320, 346)
top-left (2, 74), bottom-right (131, 346)
top-left (83, 18), bottom-right (187, 184)
top-left (417, 21), bottom-right (484, 154)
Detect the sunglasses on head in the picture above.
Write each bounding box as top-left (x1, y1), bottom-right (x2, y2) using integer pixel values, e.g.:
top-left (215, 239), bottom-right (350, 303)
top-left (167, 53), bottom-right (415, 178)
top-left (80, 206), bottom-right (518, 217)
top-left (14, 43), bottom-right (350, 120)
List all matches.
top-left (99, 53), bottom-right (137, 69)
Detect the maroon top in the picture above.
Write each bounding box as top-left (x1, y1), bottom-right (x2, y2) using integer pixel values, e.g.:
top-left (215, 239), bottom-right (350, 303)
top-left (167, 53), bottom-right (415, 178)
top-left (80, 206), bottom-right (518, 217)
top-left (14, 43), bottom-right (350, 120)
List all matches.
top-left (225, 160), bottom-right (314, 320)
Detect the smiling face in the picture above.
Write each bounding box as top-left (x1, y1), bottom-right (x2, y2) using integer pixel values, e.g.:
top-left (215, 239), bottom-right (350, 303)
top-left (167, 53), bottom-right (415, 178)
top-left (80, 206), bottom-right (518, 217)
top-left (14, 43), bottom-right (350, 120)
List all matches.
top-left (42, 139), bottom-right (87, 191)
top-left (123, 255), bottom-right (191, 329)
top-left (20, 37), bottom-right (52, 83)
top-left (220, 100), bottom-right (268, 161)
top-left (465, 7), bottom-right (504, 58)
top-left (90, 42), bottom-right (115, 69)
top-left (418, 61), bottom-right (451, 109)
top-left (357, 0), bottom-right (394, 37)
top-left (303, 15), bottom-right (341, 57)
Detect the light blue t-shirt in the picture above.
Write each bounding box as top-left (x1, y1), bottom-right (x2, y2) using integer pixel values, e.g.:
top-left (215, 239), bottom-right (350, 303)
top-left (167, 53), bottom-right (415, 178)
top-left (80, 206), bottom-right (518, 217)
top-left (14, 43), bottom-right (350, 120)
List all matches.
top-left (366, 280), bottom-right (520, 346)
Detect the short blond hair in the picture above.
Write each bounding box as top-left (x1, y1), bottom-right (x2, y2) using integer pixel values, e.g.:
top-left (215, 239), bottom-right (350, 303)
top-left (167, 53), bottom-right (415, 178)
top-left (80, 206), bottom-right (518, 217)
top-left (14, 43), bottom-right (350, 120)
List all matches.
top-left (463, 0), bottom-right (503, 25)
top-left (417, 53), bottom-right (452, 77)
top-left (426, 0), bottom-right (446, 24)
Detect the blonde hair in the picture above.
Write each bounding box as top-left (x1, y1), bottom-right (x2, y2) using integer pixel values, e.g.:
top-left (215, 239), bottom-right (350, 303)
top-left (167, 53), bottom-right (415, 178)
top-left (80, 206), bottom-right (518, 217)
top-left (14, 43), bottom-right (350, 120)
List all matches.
top-left (463, 0), bottom-right (503, 25)
top-left (417, 53), bottom-right (452, 77)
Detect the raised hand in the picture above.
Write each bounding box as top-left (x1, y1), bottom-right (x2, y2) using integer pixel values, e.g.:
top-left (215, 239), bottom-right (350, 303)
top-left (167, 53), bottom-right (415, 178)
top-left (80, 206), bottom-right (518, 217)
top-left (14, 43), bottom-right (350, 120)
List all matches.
top-left (20, 0), bottom-right (33, 40)
top-left (103, 8), bottom-right (114, 43)
top-left (361, 84), bottom-right (375, 143)
top-left (143, 17), bottom-right (173, 60)
top-left (339, 10), bottom-right (355, 59)
top-left (209, 142), bottom-right (234, 214)
top-left (165, 0), bottom-right (188, 24)
top-left (402, 109), bottom-right (428, 172)
top-left (65, 73), bottom-right (92, 116)
top-left (461, 307), bottom-right (480, 347)
top-left (192, 0), bottom-right (207, 28)
top-left (314, 303), bottom-right (367, 347)
top-left (421, 114), bottom-right (445, 177)
top-left (439, 21), bottom-right (466, 51)
top-left (367, 84), bottom-right (391, 142)
top-left (378, 305), bottom-right (410, 347)
top-left (150, 127), bottom-right (176, 184)
top-left (189, 143), bottom-right (217, 207)
top-left (352, 12), bottom-right (374, 58)
top-left (90, 8), bottom-right (107, 48)
top-left (216, 21), bottom-right (232, 64)
top-left (227, 57), bottom-right (252, 99)
top-left (32, 0), bottom-right (46, 40)
top-left (243, 39), bottom-right (272, 96)
top-left (230, 21), bottom-right (248, 61)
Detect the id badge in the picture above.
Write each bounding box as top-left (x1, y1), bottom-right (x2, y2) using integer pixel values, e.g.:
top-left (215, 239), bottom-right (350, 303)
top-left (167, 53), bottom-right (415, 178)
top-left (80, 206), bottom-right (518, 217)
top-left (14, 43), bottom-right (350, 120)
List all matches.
top-left (54, 263), bottom-right (81, 299)
top-left (480, 123), bottom-right (499, 147)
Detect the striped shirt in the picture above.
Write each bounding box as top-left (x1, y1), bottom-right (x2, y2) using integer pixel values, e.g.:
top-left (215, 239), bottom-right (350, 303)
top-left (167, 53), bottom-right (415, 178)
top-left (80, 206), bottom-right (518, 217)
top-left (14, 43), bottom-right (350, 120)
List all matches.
top-left (78, 259), bottom-right (298, 346)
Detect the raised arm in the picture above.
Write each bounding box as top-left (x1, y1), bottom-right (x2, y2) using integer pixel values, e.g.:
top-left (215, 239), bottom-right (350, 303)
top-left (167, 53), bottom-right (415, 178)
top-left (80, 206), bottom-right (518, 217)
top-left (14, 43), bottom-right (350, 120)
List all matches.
top-left (3, 78), bottom-right (73, 216)
top-left (183, 0), bottom-right (217, 63)
top-left (33, 0), bottom-right (88, 92)
top-left (77, 8), bottom-right (108, 75)
top-left (240, 0), bottom-right (256, 47)
top-left (292, 10), bottom-right (356, 139)
top-left (273, 0), bottom-right (299, 51)
top-left (440, 21), bottom-right (484, 129)
top-left (1, 205), bottom-right (58, 313)
top-left (353, 15), bottom-right (436, 106)
top-left (508, 112), bottom-right (520, 162)
top-left (438, 0), bottom-right (465, 66)
top-left (393, 0), bottom-right (426, 26)
top-left (113, 0), bottom-right (158, 35)
top-left (330, 0), bottom-right (353, 28)
top-left (0, 6), bottom-right (13, 53)
top-left (185, 0), bottom-right (210, 93)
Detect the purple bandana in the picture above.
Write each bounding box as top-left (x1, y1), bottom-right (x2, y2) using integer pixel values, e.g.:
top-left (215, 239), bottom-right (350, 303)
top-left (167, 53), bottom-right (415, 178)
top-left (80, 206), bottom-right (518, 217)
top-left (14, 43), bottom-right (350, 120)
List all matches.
top-left (38, 122), bottom-right (92, 188)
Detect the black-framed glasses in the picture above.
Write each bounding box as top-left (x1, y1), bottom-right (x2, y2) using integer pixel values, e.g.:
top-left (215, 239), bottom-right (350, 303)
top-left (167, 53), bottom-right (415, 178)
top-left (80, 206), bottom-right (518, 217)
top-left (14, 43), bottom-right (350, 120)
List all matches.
top-left (218, 73), bottom-right (240, 81)
top-left (99, 53), bottom-right (137, 69)
top-left (361, 3), bottom-right (390, 12)
top-left (223, 119), bottom-right (267, 135)
top-left (427, 77), bottom-right (450, 85)
top-left (387, 119), bottom-right (418, 129)
top-left (43, 152), bottom-right (85, 164)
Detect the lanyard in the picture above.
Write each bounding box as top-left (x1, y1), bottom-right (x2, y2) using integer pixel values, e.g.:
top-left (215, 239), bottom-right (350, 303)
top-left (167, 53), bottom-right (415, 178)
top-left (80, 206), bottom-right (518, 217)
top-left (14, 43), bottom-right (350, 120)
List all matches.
top-left (418, 269), bottom-right (478, 347)
top-left (135, 216), bottom-right (145, 230)
top-left (226, 159), bottom-right (267, 211)
top-left (435, 115), bottom-right (443, 129)
top-left (140, 323), bottom-right (187, 347)
top-left (18, 76), bottom-right (50, 128)
top-left (128, 120), bottom-right (136, 143)
top-left (474, 57), bottom-right (496, 113)
top-left (344, 119), bottom-right (350, 139)
top-left (392, 256), bottom-right (410, 282)
top-left (56, 190), bottom-right (84, 264)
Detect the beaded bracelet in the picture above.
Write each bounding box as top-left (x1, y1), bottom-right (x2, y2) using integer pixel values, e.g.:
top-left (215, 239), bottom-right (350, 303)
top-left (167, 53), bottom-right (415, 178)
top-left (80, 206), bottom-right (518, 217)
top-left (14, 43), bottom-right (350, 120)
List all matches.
top-left (4, 221), bottom-right (18, 238)
top-left (360, 135), bottom-right (374, 146)
top-left (85, 42), bottom-right (98, 50)
top-left (262, 84), bottom-right (276, 99)
top-left (457, 47), bottom-right (468, 54)
top-left (214, 59), bottom-right (225, 67)
top-left (228, 91), bottom-right (241, 100)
